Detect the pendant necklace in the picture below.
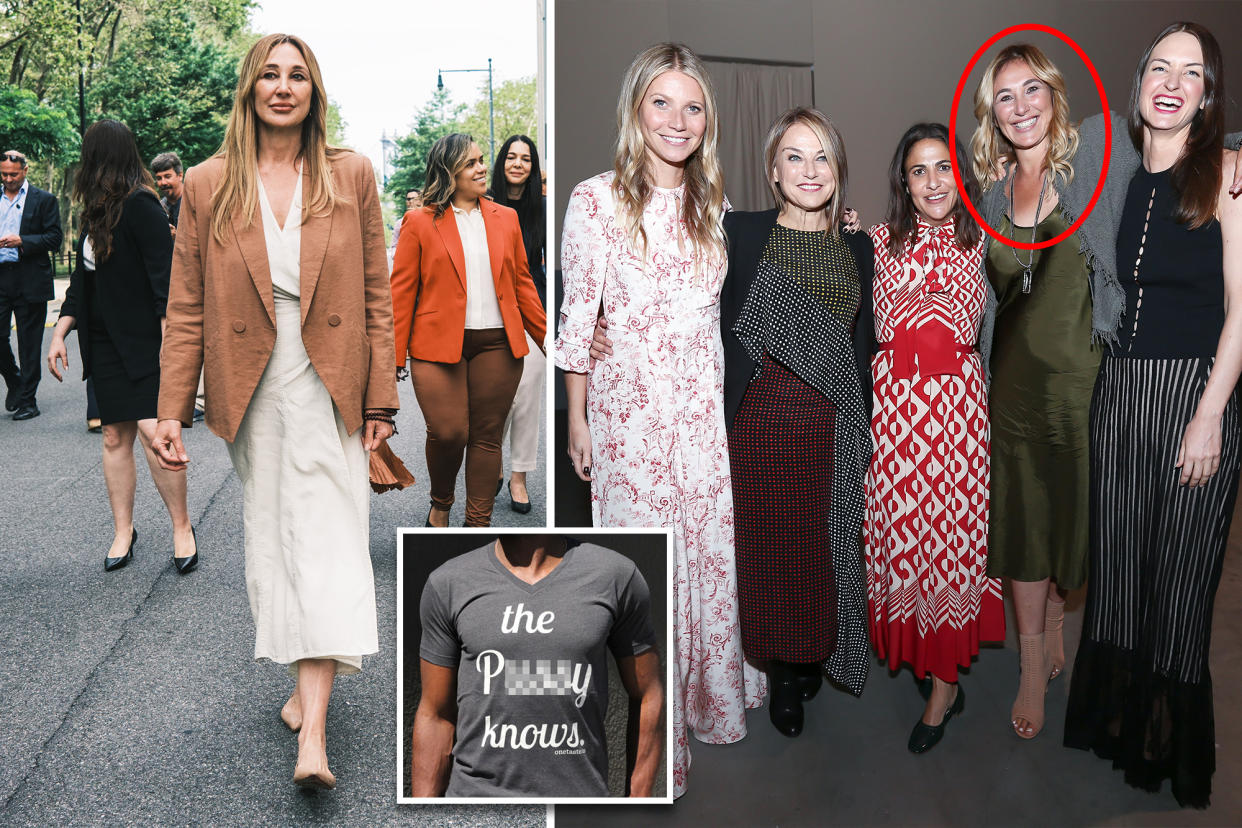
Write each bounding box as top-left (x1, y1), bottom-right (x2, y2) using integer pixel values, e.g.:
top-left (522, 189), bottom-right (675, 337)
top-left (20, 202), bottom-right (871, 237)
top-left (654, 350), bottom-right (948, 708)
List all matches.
top-left (1007, 170), bottom-right (1049, 294)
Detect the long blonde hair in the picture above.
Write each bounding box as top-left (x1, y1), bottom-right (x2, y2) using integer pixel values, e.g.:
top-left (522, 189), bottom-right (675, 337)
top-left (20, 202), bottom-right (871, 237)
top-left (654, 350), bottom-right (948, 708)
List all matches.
top-left (612, 42), bottom-right (726, 261)
top-left (971, 43), bottom-right (1079, 191)
top-left (210, 33), bottom-right (344, 244)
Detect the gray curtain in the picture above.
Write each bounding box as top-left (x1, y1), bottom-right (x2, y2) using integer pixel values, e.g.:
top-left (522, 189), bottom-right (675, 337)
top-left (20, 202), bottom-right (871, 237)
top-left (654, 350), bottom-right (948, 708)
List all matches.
top-left (706, 60), bottom-right (814, 212)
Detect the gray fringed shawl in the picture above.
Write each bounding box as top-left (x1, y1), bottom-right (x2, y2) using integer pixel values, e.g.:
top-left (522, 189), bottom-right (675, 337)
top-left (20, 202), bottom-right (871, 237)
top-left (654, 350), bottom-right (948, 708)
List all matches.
top-left (977, 113), bottom-right (1135, 366)
top-left (978, 115), bottom-right (1242, 367)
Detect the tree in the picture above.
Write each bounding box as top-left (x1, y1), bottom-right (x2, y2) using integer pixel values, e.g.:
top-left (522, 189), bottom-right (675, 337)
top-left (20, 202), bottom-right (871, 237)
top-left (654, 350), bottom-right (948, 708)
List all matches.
top-left (386, 85), bottom-right (464, 212)
top-left (0, 84), bottom-right (79, 163)
top-left (89, 11), bottom-right (236, 166)
top-left (326, 96), bottom-right (347, 147)
top-left (459, 76), bottom-right (538, 163)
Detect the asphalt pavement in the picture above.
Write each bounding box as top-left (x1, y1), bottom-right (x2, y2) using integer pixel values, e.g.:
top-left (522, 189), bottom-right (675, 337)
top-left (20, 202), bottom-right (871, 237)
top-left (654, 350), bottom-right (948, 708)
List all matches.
top-left (0, 325), bottom-right (547, 827)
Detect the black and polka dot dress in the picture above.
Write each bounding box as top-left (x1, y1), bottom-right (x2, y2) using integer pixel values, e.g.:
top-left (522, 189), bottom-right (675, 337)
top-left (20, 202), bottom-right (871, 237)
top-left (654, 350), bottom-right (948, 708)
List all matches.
top-left (729, 222), bottom-right (871, 679)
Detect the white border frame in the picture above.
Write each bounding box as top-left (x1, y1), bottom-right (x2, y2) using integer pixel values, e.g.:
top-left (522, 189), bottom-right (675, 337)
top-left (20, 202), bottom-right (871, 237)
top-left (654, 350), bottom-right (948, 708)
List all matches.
top-left (395, 527), bottom-right (676, 806)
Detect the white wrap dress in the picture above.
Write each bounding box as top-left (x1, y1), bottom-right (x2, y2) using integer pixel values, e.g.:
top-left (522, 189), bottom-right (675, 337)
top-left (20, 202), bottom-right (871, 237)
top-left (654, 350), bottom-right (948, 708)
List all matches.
top-left (225, 171), bottom-right (378, 674)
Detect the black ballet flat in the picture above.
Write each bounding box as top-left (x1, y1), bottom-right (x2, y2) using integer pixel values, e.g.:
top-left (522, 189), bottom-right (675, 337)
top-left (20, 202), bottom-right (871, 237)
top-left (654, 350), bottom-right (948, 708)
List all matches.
top-left (173, 526), bottom-right (198, 575)
top-left (508, 480), bottom-right (532, 514)
top-left (105, 528), bottom-right (137, 572)
top-left (768, 661), bottom-right (804, 737)
top-left (908, 684), bottom-right (965, 754)
top-left (496, 477), bottom-right (504, 496)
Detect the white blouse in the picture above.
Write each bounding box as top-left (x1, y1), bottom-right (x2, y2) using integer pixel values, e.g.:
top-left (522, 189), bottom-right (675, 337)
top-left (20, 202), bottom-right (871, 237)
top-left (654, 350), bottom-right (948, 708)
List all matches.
top-left (257, 168), bottom-right (303, 298)
top-left (452, 203), bottom-right (504, 329)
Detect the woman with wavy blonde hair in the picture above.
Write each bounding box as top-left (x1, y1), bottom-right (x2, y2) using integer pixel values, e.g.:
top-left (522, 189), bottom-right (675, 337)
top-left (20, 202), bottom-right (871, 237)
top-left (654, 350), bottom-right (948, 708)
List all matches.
top-left (970, 42), bottom-right (1110, 741)
top-left (554, 41), bottom-right (764, 797)
top-left (971, 43), bottom-right (1080, 192)
top-left (153, 33), bottom-right (398, 788)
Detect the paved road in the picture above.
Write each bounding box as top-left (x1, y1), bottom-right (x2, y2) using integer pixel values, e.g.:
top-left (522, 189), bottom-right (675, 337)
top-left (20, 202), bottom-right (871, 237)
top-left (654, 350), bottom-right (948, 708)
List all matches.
top-left (0, 327), bottom-right (546, 826)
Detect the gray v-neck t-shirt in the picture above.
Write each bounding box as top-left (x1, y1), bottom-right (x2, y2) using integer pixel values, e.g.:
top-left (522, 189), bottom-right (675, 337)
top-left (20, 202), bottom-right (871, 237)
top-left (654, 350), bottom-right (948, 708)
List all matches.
top-left (420, 542), bottom-right (657, 797)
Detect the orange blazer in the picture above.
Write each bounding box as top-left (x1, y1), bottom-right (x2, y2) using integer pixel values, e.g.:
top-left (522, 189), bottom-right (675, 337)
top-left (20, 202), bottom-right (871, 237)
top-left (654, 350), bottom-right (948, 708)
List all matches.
top-left (390, 198), bottom-right (547, 366)
top-left (158, 152), bottom-right (400, 442)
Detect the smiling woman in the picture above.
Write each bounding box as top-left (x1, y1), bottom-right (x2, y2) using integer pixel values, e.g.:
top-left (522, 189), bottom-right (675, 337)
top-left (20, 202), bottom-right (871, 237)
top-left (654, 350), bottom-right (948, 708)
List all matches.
top-left (153, 32), bottom-right (399, 790)
top-left (487, 134), bottom-right (546, 514)
top-left (390, 132), bottom-right (547, 528)
top-left (1064, 23), bottom-right (1242, 809)
top-left (721, 107), bottom-right (874, 741)
top-left (554, 42), bottom-right (764, 798)
top-left (864, 122), bottom-right (1001, 755)
top-left (969, 43), bottom-right (1105, 742)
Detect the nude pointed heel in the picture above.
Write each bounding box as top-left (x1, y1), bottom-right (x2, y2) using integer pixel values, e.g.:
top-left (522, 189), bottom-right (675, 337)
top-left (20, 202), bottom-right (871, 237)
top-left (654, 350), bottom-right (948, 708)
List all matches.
top-left (1012, 633), bottom-right (1048, 739)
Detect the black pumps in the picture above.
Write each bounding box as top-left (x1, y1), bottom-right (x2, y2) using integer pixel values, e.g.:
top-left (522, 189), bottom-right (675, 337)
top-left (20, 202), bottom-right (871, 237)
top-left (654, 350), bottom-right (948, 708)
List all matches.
top-left (508, 480), bottom-right (532, 514)
top-left (105, 527), bottom-right (198, 574)
top-left (173, 526), bottom-right (198, 575)
top-left (104, 528), bottom-right (137, 572)
top-left (908, 684), bottom-right (964, 754)
top-left (426, 502), bottom-right (450, 528)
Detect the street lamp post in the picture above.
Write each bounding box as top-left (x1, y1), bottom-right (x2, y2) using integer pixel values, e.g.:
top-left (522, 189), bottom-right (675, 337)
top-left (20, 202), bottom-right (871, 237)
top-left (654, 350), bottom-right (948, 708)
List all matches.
top-left (436, 58), bottom-right (494, 163)
top-left (379, 132), bottom-right (396, 187)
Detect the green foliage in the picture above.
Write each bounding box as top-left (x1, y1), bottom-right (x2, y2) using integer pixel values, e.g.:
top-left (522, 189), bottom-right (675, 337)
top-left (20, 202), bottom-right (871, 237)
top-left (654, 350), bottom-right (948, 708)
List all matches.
top-left (0, 0), bottom-right (255, 249)
top-left (0, 84), bottom-right (79, 163)
top-left (460, 76), bottom-right (538, 163)
top-left (385, 85), bottom-right (465, 212)
top-left (326, 97), bottom-right (347, 147)
top-left (384, 77), bottom-right (537, 215)
top-left (90, 11), bottom-right (237, 166)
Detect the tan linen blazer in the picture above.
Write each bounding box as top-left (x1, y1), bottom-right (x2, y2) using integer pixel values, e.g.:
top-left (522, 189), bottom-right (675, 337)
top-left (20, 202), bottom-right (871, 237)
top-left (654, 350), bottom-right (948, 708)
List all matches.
top-left (158, 151), bottom-right (399, 442)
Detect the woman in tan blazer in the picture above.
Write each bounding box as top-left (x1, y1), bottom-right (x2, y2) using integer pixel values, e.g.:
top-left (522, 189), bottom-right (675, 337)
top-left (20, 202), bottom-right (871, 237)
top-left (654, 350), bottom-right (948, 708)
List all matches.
top-left (390, 133), bottom-right (545, 527)
top-left (152, 33), bottom-right (398, 790)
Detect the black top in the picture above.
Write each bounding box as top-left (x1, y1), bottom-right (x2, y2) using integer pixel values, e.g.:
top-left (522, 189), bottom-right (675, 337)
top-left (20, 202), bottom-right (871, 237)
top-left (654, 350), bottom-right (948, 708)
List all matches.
top-left (493, 193), bottom-right (545, 308)
top-left (721, 209), bottom-right (875, 427)
top-left (60, 189), bottom-right (173, 380)
top-left (161, 194), bottom-right (181, 229)
top-left (1115, 166), bottom-right (1224, 359)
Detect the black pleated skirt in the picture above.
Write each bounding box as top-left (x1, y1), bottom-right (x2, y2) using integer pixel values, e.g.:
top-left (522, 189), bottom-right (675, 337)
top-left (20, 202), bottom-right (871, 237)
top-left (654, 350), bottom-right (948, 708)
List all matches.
top-left (1065, 355), bottom-right (1240, 808)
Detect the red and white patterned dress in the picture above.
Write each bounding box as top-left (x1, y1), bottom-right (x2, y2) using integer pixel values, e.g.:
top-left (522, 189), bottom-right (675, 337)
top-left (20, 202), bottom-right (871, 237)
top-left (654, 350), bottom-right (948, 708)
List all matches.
top-left (864, 218), bottom-right (1004, 682)
top-left (555, 172), bottom-right (765, 797)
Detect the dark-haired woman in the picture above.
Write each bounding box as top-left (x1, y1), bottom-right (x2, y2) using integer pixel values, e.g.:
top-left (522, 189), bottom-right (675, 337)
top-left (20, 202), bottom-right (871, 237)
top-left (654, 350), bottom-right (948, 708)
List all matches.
top-left (487, 135), bottom-right (546, 513)
top-left (47, 119), bottom-right (196, 573)
top-left (391, 133), bottom-right (546, 527)
top-left (865, 123), bottom-right (1004, 754)
top-left (1065, 23), bottom-right (1242, 808)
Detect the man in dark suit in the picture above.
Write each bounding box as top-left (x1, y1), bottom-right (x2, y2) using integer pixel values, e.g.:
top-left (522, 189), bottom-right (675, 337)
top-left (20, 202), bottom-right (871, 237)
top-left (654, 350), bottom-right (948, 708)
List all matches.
top-left (0, 149), bottom-right (63, 420)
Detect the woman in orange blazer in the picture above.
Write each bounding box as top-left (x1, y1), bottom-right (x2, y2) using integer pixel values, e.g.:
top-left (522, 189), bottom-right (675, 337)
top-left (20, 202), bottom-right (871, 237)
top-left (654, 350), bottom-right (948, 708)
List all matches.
top-left (390, 132), bottom-right (546, 527)
top-left (152, 33), bottom-right (398, 790)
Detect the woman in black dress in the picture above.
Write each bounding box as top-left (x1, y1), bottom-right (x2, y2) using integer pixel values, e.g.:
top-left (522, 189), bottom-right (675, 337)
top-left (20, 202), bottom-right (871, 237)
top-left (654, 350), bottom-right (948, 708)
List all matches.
top-left (1065, 22), bottom-right (1242, 808)
top-left (47, 119), bottom-right (196, 572)
top-left (721, 107), bottom-right (874, 737)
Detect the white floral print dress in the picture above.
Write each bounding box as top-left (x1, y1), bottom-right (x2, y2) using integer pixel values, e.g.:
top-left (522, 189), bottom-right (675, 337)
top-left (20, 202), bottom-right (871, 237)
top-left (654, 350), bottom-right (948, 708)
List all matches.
top-left (555, 171), bottom-right (765, 797)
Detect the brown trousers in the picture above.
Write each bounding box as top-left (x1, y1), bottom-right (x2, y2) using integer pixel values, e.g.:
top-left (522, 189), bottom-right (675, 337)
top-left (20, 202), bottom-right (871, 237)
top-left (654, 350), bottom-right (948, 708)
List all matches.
top-left (410, 328), bottom-right (523, 526)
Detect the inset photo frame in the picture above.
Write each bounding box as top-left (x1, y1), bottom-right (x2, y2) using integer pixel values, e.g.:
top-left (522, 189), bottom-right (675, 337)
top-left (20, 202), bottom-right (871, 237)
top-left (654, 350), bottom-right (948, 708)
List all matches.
top-left (397, 529), bottom-right (673, 805)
